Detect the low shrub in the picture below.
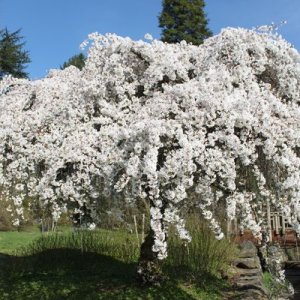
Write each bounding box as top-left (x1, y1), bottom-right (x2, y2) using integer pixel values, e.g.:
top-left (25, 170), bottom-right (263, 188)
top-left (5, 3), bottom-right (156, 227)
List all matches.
top-left (165, 215), bottom-right (238, 278)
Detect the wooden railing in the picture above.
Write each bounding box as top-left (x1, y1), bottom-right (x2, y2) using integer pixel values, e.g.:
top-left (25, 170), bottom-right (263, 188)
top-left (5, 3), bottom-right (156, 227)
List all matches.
top-left (227, 200), bottom-right (295, 244)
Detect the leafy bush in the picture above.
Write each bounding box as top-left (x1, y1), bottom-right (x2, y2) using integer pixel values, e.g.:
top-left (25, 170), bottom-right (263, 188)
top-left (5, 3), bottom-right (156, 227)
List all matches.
top-left (0, 199), bottom-right (14, 231)
top-left (165, 215), bottom-right (238, 278)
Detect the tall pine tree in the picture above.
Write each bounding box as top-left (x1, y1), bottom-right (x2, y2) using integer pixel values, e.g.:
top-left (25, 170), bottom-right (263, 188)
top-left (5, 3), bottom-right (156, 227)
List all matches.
top-left (0, 28), bottom-right (31, 78)
top-left (159, 0), bottom-right (212, 45)
top-left (61, 53), bottom-right (85, 70)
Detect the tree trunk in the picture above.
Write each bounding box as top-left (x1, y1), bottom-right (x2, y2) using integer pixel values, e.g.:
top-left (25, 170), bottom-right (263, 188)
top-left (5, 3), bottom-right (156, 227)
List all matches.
top-left (137, 228), bottom-right (164, 286)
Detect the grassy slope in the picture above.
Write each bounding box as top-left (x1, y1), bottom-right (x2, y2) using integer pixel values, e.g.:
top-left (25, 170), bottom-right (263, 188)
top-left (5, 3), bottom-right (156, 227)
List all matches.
top-left (0, 249), bottom-right (227, 300)
top-left (0, 227), bottom-right (234, 299)
top-left (0, 249), bottom-right (225, 300)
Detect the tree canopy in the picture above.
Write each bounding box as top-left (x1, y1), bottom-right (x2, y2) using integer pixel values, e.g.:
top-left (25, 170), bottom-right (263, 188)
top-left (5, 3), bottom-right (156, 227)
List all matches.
top-left (60, 53), bottom-right (85, 70)
top-left (0, 28), bottom-right (31, 78)
top-left (1, 28), bottom-right (300, 275)
top-left (159, 0), bottom-right (212, 45)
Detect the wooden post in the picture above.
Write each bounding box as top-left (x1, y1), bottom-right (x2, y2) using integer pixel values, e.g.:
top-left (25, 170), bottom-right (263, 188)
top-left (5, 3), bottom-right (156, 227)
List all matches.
top-left (227, 219), bottom-right (231, 238)
top-left (267, 200), bottom-right (272, 242)
top-left (275, 214), bottom-right (279, 235)
top-left (133, 215), bottom-right (140, 246)
top-left (234, 218), bottom-right (238, 234)
top-left (142, 214), bottom-right (145, 243)
top-left (282, 215), bottom-right (286, 234)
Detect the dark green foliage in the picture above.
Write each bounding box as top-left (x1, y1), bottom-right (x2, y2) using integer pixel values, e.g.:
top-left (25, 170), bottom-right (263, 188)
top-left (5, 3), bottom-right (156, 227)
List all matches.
top-left (159, 0), bottom-right (212, 45)
top-left (61, 53), bottom-right (85, 70)
top-left (165, 215), bottom-right (238, 277)
top-left (0, 28), bottom-right (31, 78)
top-left (0, 200), bottom-right (14, 231)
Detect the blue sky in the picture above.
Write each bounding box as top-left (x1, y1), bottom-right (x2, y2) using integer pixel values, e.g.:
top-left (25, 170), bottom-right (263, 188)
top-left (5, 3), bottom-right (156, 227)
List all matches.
top-left (0, 0), bottom-right (299, 79)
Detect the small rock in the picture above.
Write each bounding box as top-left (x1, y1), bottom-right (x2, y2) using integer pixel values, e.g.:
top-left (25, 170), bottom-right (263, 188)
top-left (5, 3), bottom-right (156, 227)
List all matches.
top-left (235, 277), bottom-right (264, 288)
top-left (239, 241), bottom-right (258, 258)
top-left (234, 257), bottom-right (262, 269)
top-left (267, 245), bottom-right (288, 265)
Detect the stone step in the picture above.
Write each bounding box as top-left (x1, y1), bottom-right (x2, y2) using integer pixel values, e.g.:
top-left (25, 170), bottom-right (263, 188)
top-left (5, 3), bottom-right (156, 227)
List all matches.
top-left (238, 268), bottom-right (261, 276)
top-left (233, 256), bottom-right (262, 269)
top-left (239, 289), bottom-right (268, 300)
top-left (235, 281), bottom-right (267, 294)
top-left (238, 274), bottom-right (262, 282)
top-left (237, 277), bottom-right (262, 285)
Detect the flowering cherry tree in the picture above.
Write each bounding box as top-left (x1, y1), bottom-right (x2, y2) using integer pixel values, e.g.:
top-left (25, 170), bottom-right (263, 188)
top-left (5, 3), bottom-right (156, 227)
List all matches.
top-left (1, 27), bottom-right (300, 283)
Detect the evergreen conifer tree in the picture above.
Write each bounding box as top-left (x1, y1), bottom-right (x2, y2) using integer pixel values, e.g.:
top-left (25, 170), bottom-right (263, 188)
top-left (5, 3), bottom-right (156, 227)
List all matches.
top-left (159, 0), bottom-right (212, 45)
top-left (61, 53), bottom-right (85, 70)
top-left (0, 28), bottom-right (31, 78)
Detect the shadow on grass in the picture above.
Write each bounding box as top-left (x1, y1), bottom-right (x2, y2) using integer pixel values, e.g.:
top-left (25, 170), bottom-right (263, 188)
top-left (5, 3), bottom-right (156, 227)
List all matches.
top-left (163, 264), bottom-right (230, 297)
top-left (0, 249), bottom-right (198, 300)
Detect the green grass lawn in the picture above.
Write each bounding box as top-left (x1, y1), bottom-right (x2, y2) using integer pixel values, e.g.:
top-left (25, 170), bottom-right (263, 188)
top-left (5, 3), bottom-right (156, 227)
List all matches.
top-left (0, 248), bottom-right (226, 300)
top-left (0, 229), bottom-right (41, 254)
top-left (0, 225), bottom-right (235, 299)
top-left (0, 226), bottom-right (72, 254)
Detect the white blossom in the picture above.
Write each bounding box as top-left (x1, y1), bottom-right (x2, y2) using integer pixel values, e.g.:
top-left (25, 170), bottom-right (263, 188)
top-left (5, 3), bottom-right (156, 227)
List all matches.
top-left (1, 27), bottom-right (300, 259)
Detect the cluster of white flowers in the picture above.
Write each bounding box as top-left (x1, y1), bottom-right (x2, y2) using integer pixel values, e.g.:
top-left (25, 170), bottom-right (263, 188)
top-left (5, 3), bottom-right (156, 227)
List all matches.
top-left (1, 27), bottom-right (300, 259)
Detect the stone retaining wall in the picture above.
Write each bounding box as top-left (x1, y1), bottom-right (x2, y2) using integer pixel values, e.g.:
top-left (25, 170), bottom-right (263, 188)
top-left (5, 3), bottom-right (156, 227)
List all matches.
top-left (232, 241), bottom-right (268, 299)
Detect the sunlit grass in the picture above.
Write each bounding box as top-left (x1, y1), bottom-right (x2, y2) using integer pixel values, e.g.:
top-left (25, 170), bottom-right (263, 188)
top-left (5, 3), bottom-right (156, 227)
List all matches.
top-left (0, 219), bottom-right (236, 299)
top-left (16, 228), bottom-right (140, 264)
top-left (0, 229), bottom-right (41, 254)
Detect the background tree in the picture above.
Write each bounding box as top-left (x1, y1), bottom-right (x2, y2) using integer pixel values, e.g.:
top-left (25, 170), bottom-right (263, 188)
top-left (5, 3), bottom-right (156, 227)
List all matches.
top-left (61, 53), bottom-right (85, 70)
top-left (159, 0), bottom-right (212, 45)
top-left (0, 28), bottom-right (31, 78)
